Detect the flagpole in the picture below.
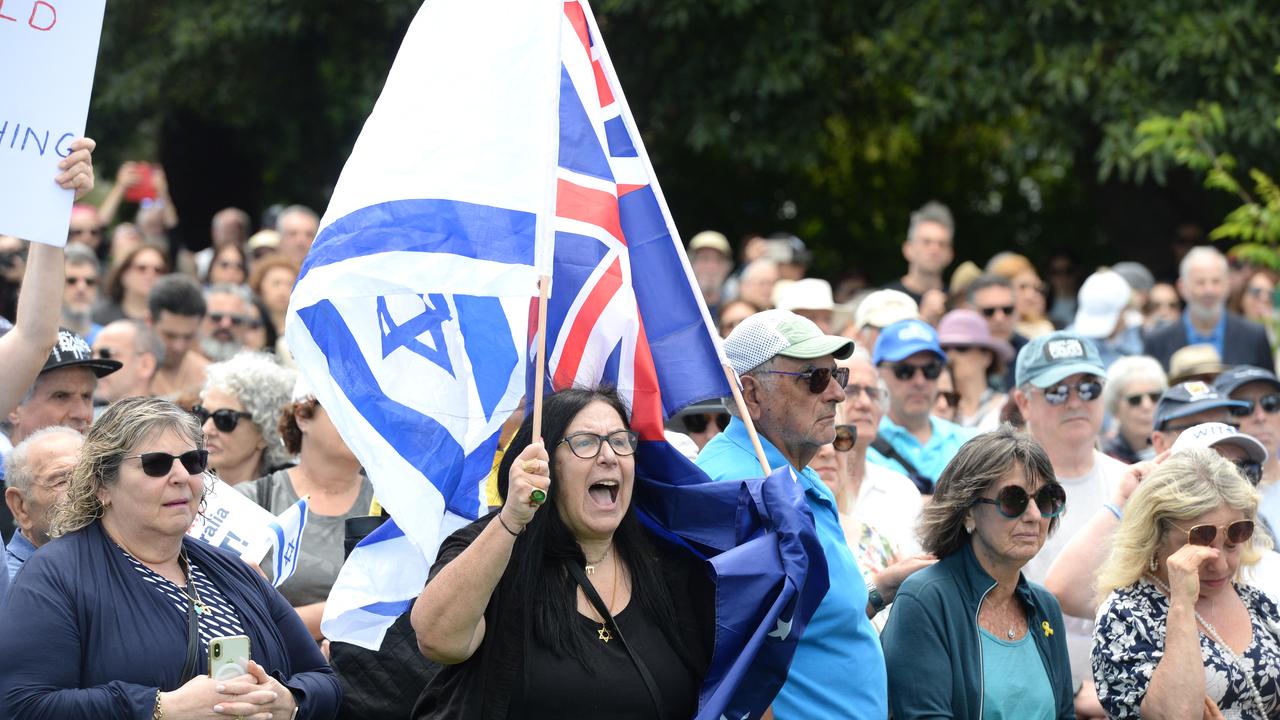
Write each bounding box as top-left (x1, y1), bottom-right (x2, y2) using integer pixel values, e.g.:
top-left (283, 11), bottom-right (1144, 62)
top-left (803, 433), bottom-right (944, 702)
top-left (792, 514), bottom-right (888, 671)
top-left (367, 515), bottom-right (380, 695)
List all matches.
top-left (721, 363), bottom-right (772, 477)
top-left (532, 274), bottom-right (551, 441)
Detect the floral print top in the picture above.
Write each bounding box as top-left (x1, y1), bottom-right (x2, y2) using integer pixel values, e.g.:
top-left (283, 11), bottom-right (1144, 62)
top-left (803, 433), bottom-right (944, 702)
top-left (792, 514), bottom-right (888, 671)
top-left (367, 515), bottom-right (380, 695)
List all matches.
top-left (1092, 578), bottom-right (1280, 719)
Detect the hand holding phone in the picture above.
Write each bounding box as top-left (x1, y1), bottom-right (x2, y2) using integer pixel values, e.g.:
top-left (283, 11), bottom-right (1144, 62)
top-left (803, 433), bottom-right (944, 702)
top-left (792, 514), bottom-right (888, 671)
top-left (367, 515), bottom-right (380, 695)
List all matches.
top-left (209, 634), bottom-right (251, 680)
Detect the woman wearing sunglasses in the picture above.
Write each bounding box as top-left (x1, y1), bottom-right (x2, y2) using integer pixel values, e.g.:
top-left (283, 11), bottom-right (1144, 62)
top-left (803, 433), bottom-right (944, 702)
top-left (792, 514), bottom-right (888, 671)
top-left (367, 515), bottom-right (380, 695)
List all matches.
top-left (1101, 356), bottom-right (1168, 464)
top-left (1092, 448), bottom-right (1280, 719)
top-left (881, 427), bottom-right (1074, 718)
top-left (937, 309), bottom-right (1015, 432)
top-left (412, 388), bottom-right (711, 719)
top-left (0, 397), bottom-right (340, 719)
top-left (236, 393), bottom-right (375, 639)
top-left (198, 351), bottom-right (295, 485)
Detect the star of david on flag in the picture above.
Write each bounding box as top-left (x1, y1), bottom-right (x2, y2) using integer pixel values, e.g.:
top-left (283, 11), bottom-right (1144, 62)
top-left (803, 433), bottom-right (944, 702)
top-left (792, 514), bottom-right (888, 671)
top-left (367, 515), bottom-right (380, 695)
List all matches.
top-left (287, 1), bottom-right (828, 716)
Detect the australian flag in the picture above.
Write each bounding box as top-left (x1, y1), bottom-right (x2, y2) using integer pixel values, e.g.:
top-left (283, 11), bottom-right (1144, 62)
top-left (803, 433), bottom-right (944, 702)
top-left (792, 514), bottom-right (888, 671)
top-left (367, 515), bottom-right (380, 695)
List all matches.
top-left (287, 0), bottom-right (827, 715)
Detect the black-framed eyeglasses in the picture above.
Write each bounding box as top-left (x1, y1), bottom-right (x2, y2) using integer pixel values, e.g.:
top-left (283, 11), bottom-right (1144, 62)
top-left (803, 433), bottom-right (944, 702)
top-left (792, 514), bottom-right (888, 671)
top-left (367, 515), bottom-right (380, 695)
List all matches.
top-left (764, 366), bottom-right (850, 394)
top-left (1124, 392), bottom-right (1162, 407)
top-left (889, 361), bottom-right (943, 381)
top-left (1235, 460), bottom-right (1263, 486)
top-left (559, 430), bottom-right (640, 459)
top-left (973, 484), bottom-right (1066, 519)
top-left (833, 424), bottom-right (857, 452)
top-left (1037, 380), bottom-right (1103, 406)
top-left (122, 449), bottom-right (209, 478)
top-left (192, 405), bottom-right (253, 433)
top-left (65, 275), bottom-right (97, 287)
top-left (978, 305), bottom-right (1015, 318)
top-left (1166, 519), bottom-right (1254, 547)
top-left (683, 412), bottom-right (730, 434)
top-left (1228, 394), bottom-right (1280, 417)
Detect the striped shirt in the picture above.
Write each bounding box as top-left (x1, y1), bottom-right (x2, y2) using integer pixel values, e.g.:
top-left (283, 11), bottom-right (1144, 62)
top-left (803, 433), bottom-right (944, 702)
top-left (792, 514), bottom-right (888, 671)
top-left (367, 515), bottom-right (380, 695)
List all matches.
top-left (119, 547), bottom-right (247, 652)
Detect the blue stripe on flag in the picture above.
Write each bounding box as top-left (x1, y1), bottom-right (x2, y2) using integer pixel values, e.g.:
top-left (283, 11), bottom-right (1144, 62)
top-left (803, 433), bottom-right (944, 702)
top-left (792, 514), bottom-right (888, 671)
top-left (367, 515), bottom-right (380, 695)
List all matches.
top-left (619, 185), bottom-right (729, 412)
top-left (558, 65), bottom-right (614, 182)
top-left (455, 295), bottom-right (520, 422)
top-left (359, 599), bottom-right (414, 617)
top-left (296, 299), bottom-right (494, 518)
top-left (299, 199), bottom-right (536, 281)
top-left (604, 116), bottom-right (637, 158)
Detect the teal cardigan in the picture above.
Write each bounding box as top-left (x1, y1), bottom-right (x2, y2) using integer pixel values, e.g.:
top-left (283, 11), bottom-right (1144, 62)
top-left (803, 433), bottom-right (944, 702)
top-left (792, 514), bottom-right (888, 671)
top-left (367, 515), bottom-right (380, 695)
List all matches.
top-left (880, 542), bottom-right (1075, 719)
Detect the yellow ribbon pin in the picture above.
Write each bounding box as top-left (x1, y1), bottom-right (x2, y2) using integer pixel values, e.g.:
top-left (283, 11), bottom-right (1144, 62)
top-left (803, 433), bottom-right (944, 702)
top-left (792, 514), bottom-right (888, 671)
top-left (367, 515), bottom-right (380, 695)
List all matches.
top-left (1042, 621), bottom-right (1054, 637)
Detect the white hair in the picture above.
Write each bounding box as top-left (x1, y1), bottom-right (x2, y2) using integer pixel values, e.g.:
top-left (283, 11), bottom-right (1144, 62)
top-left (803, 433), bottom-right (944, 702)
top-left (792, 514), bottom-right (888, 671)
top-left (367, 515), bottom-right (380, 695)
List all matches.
top-left (6, 426), bottom-right (83, 494)
top-left (1179, 245), bottom-right (1228, 281)
top-left (1104, 355), bottom-right (1168, 415)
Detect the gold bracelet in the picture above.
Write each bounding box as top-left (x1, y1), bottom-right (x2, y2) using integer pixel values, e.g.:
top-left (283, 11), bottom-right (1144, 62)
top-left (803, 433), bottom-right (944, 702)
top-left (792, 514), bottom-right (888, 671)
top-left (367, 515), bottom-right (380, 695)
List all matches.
top-left (152, 689), bottom-right (164, 720)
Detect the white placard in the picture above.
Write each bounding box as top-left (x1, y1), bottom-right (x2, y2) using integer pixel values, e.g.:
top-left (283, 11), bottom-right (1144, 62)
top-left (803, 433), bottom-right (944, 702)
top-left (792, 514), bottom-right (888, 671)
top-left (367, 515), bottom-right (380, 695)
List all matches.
top-left (188, 478), bottom-right (276, 563)
top-left (0, 0), bottom-right (106, 247)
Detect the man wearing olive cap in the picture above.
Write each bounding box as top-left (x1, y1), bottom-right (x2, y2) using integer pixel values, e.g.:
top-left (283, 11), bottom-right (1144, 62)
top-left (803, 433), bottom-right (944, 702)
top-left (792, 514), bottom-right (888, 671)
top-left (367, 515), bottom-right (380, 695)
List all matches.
top-left (698, 309), bottom-right (923, 718)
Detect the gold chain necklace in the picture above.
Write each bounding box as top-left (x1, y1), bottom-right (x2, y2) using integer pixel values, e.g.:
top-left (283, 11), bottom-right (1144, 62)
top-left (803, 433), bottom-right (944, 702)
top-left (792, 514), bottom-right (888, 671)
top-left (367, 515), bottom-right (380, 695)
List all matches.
top-left (584, 545), bottom-right (611, 575)
top-left (179, 551), bottom-right (211, 616)
top-left (593, 559), bottom-right (619, 643)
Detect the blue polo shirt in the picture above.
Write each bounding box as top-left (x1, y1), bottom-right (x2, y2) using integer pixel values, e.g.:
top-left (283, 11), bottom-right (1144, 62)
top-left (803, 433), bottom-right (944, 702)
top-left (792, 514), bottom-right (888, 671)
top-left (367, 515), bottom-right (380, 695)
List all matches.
top-left (1182, 309), bottom-right (1227, 359)
top-left (696, 417), bottom-right (887, 718)
top-left (867, 415), bottom-right (974, 487)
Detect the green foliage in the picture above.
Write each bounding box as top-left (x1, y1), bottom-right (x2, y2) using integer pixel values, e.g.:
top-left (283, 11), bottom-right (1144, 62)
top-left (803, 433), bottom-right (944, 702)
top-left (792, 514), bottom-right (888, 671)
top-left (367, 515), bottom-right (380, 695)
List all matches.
top-left (89, 1), bottom-right (1280, 277)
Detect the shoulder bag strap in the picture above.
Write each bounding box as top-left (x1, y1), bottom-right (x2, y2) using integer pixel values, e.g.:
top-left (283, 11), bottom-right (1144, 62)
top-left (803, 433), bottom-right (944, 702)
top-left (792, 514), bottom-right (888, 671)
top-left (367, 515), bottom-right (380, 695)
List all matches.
top-left (870, 436), bottom-right (933, 493)
top-left (179, 595), bottom-right (199, 682)
top-left (564, 560), bottom-right (663, 718)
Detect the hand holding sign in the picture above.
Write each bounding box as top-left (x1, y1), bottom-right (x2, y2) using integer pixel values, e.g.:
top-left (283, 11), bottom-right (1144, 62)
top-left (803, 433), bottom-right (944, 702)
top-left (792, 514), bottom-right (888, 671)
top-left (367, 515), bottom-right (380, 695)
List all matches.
top-left (0, 0), bottom-right (106, 247)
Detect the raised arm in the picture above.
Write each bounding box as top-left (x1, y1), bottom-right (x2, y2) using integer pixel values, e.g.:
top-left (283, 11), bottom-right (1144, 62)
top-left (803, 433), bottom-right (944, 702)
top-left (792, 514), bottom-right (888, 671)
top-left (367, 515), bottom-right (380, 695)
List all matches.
top-left (0, 138), bottom-right (96, 418)
top-left (412, 441), bottom-right (549, 664)
top-left (1045, 456), bottom-right (1158, 617)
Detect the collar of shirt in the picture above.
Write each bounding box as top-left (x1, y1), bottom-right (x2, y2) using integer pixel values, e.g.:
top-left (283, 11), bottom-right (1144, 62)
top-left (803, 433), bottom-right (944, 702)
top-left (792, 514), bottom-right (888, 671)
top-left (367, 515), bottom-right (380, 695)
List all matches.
top-left (8, 528), bottom-right (36, 562)
top-left (721, 416), bottom-right (839, 508)
top-left (877, 414), bottom-right (957, 449)
top-left (1182, 308), bottom-right (1226, 349)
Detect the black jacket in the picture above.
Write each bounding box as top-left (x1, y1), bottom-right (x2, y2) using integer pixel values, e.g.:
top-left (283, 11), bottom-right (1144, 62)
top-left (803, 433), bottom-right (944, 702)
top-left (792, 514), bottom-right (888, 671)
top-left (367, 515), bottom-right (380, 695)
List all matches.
top-left (1142, 312), bottom-right (1273, 372)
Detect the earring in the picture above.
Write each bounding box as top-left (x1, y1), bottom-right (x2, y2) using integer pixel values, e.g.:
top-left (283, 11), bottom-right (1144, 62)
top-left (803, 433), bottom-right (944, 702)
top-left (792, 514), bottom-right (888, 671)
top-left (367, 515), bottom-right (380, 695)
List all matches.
top-left (1149, 555), bottom-right (1158, 572)
top-left (964, 517), bottom-right (975, 534)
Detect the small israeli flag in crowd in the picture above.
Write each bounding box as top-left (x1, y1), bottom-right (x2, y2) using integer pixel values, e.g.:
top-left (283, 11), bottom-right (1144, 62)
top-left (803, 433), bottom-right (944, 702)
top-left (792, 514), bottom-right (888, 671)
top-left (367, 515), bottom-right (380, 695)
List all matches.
top-left (267, 496), bottom-right (309, 589)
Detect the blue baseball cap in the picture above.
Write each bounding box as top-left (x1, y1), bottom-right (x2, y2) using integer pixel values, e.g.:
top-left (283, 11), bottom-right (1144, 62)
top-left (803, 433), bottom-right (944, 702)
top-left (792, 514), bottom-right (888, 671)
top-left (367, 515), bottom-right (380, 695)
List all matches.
top-left (1154, 381), bottom-right (1250, 431)
top-left (1015, 331), bottom-right (1105, 388)
top-left (873, 319), bottom-right (945, 365)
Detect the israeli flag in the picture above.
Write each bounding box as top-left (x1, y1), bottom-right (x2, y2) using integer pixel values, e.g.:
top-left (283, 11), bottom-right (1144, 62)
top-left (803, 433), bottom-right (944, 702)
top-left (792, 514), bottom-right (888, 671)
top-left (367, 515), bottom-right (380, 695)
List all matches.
top-left (267, 496), bottom-right (309, 589)
top-left (287, 0), bottom-right (562, 648)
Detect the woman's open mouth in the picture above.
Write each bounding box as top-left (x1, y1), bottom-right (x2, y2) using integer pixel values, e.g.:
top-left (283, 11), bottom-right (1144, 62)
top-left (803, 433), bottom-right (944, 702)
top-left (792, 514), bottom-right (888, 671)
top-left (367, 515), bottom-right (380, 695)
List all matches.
top-left (588, 480), bottom-right (619, 509)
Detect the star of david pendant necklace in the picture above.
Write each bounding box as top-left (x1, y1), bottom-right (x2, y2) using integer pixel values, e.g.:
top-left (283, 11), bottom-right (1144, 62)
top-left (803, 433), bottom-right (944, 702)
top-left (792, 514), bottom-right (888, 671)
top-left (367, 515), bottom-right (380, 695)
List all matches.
top-left (594, 560), bottom-right (619, 643)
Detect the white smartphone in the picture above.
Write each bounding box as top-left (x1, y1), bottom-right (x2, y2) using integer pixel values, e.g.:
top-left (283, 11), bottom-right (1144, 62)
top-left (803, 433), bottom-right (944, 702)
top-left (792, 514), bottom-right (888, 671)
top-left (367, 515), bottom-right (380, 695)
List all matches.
top-left (209, 634), bottom-right (251, 680)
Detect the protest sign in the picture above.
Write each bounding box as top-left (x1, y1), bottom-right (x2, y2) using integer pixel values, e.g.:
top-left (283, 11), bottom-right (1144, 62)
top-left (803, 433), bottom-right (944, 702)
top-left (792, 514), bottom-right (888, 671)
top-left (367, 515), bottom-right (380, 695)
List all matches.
top-left (0, 0), bottom-right (106, 247)
top-left (187, 477), bottom-right (276, 563)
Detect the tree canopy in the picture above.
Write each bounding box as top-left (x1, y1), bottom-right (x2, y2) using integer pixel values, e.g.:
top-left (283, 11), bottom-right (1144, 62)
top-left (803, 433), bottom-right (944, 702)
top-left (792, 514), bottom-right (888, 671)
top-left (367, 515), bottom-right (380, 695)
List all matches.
top-left (89, 0), bottom-right (1280, 280)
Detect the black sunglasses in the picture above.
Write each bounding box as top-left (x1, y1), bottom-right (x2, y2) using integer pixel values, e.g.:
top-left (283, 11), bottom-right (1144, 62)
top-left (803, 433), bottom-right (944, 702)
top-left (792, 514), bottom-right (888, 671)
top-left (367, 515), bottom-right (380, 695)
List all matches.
top-left (683, 412), bottom-right (730, 434)
top-left (889, 361), bottom-right (943, 381)
top-left (1038, 380), bottom-right (1103, 406)
top-left (1235, 460), bottom-right (1263, 486)
top-left (192, 405), bottom-right (253, 433)
top-left (973, 484), bottom-right (1066, 519)
top-left (764, 366), bottom-right (851, 394)
top-left (833, 424), bottom-right (857, 452)
top-left (1167, 519), bottom-right (1254, 547)
top-left (1228, 394), bottom-right (1280, 417)
top-left (1124, 392), bottom-right (1162, 407)
top-left (979, 305), bottom-right (1015, 318)
top-left (209, 312), bottom-right (249, 327)
top-left (936, 391), bottom-right (960, 409)
top-left (122, 449), bottom-right (209, 478)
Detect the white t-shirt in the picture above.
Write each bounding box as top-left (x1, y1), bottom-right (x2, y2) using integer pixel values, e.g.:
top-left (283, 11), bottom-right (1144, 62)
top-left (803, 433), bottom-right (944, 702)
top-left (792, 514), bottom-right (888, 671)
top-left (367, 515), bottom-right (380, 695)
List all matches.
top-left (1023, 449), bottom-right (1130, 687)
top-left (851, 462), bottom-right (924, 558)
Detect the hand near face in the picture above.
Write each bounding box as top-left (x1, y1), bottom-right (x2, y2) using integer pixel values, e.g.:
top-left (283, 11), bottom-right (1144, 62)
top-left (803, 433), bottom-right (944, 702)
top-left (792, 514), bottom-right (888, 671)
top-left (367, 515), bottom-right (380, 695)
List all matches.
top-left (503, 441), bottom-right (550, 530)
top-left (1165, 543), bottom-right (1219, 607)
top-left (1113, 451), bottom-right (1169, 507)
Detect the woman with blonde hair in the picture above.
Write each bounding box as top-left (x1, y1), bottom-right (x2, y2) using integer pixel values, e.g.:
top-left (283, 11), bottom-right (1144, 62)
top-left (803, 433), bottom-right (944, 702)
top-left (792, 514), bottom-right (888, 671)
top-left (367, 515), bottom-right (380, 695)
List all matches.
top-left (987, 252), bottom-right (1055, 339)
top-left (1092, 448), bottom-right (1280, 718)
top-left (0, 397), bottom-right (339, 718)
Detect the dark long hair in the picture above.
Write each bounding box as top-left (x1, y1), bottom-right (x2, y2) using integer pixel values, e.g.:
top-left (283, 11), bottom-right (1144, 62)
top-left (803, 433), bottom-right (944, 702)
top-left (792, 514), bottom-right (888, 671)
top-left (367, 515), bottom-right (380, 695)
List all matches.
top-left (496, 387), bottom-right (694, 674)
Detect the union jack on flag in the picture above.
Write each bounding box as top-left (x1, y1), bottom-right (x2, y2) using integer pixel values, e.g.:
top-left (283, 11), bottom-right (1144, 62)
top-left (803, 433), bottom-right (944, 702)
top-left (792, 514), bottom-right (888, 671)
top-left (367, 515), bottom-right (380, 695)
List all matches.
top-left (534, 0), bottom-right (729, 436)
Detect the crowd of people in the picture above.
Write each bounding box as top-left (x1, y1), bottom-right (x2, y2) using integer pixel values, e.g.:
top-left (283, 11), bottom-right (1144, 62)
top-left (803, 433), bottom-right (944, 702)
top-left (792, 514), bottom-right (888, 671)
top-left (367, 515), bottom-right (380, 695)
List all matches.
top-left (1, 143), bottom-right (1279, 719)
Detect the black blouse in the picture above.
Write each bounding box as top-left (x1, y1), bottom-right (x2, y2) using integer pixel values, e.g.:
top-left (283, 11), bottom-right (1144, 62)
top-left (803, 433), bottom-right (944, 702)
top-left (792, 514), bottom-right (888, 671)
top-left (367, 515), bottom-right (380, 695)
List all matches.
top-left (412, 513), bottom-right (713, 720)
